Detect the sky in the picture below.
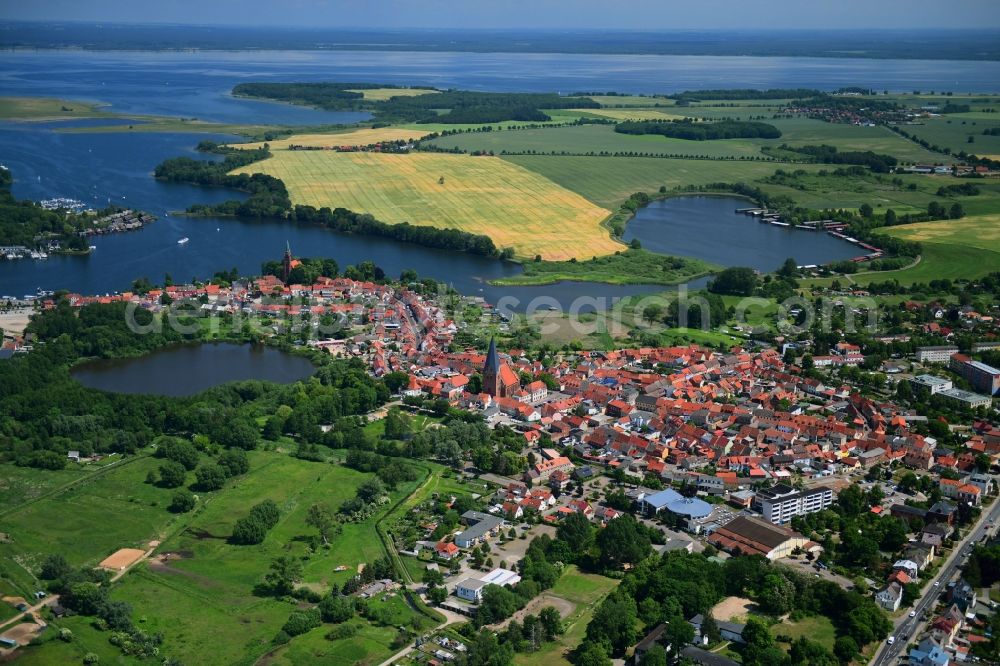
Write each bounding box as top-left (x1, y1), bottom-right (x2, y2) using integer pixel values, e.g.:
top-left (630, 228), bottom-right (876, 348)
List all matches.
top-left (4, 0), bottom-right (1000, 30)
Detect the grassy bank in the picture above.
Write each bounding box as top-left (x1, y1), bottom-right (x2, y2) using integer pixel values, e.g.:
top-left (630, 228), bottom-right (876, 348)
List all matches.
top-left (490, 249), bottom-right (717, 286)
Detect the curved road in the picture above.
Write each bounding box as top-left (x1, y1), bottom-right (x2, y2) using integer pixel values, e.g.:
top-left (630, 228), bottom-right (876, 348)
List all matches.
top-left (870, 497), bottom-right (1000, 666)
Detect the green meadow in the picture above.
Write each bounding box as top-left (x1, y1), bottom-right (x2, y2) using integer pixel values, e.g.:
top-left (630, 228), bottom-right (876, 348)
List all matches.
top-left (505, 155), bottom-right (804, 209)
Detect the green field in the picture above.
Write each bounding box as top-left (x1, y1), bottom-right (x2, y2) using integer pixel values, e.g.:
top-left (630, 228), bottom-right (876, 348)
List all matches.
top-left (770, 118), bottom-right (942, 163)
top-left (869, 214), bottom-right (1000, 283)
top-left (587, 95), bottom-right (675, 107)
top-left (505, 155), bottom-right (810, 209)
top-left (13, 615), bottom-right (145, 665)
top-left (901, 116), bottom-right (1000, 155)
top-left (757, 169), bottom-right (1000, 214)
top-left (0, 96), bottom-right (112, 121)
top-left (236, 150), bottom-right (620, 260)
top-left (492, 249), bottom-right (717, 286)
top-left (105, 452), bottom-right (428, 665)
top-left (426, 124), bottom-right (767, 159)
top-left (771, 614), bottom-right (838, 652)
top-left (0, 463), bottom-right (95, 513)
top-left (515, 566), bottom-right (618, 666)
top-left (263, 619), bottom-right (401, 665)
top-left (0, 455), bottom-right (182, 576)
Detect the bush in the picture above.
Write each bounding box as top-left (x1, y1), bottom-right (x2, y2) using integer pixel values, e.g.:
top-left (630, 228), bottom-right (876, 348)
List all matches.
top-left (168, 489), bottom-right (196, 513)
top-left (282, 608), bottom-right (321, 637)
top-left (326, 623), bottom-right (358, 641)
top-left (319, 594), bottom-right (355, 623)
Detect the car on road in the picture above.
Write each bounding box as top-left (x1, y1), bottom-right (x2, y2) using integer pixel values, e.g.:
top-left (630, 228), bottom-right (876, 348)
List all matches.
top-left (887, 636), bottom-right (895, 645)
top-left (934, 581), bottom-right (940, 587)
top-left (909, 610), bottom-right (916, 617)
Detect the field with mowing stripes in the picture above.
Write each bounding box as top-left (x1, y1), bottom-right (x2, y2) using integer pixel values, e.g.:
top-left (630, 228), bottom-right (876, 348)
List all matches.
top-left (235, 128), bottom-right (431, 150)
top-left (346, 87), bottom-right (439, 101)
top-left (571, 108), bottom-right (686, 121)
top-left (235, 151), bottom-right (620, 260)
top-left (505, 155), bottom-right (814, 209)
top-left (426, 124), bottom-right (764, 159)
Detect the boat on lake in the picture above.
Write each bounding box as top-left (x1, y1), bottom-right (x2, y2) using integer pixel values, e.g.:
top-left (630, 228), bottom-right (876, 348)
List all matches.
top-left (177, 237), bottom-right (189, 245)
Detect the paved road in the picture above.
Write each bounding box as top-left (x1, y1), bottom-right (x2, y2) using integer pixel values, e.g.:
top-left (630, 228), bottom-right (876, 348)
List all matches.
top-left (870, 498), bottom-right (1000, 666)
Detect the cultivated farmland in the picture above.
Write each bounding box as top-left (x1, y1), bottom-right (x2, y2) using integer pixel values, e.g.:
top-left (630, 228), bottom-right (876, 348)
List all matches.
top-left (234, 127), bottom-right (431, 151)
top-left (234, 151), bottom-right (620, 260)
top-left (425, 124), bottom-right (765, 159)
top-left (505, 155), bottom-right (812, 209)
top-left (346, 87), bottom-right (439, 101)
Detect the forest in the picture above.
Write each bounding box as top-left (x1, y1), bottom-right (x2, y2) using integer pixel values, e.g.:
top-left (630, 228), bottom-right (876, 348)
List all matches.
top-left (231, 82), bottom-right (600, 123)
top-left (614, 119), bottom-right (782, 140)
top-left (290, 204), bottom-right (502, 257)
top-left (573, 549), bottom-right (892, 666)
top-left (0, 300), bottom-right (388, 469)
top-left (669, 88), bottom-right (822, 103)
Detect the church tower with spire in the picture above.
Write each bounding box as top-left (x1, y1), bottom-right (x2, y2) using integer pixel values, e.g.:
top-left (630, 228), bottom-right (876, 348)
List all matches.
top-left (482, 336), bottom-right (519, 398)
top-left (282, 241), bottom-right (294, 283)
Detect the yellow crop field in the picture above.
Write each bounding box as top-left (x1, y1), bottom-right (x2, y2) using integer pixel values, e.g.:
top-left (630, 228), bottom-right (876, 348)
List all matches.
top-left (346, 87), bottom-right (439, 101)
top-left (233, 128), bottom-right (431, 151)
top-left (233, 151), bottom-right (620, 260)
top-left (576, 108), bottom-right (686, 121)
top-left (587, 95), bottom-right (674, 107)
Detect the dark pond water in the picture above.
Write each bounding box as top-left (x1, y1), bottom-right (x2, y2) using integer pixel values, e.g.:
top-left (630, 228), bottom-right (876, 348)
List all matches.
top-left (70, 343), bottom-right (316, 397)
top-left (624, 196), bottom-right (861, 273)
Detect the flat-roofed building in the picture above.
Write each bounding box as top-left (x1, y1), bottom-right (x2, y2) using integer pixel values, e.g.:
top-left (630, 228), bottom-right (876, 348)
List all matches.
top-left (940, 388), bottom-right (992, 410)
top-left (455, 568), bottom-right (521, 602)
top-left (754, 483), bottom-right (833, 525)
top-left (909, 374), bottom-right (953, 396)
top-left (916, 346), bottom-right (959, 363)
top-left (950, 355), bottom-right (1000, 396)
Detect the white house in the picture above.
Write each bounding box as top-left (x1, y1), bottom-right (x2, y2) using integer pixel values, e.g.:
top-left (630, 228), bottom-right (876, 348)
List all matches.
top-left (876, 582), bottom-right (903, 612)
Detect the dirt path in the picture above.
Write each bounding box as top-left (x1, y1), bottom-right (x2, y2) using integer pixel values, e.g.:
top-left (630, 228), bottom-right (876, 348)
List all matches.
top-left (0, 595), bottom-right (58, 634)
top-left (488, 592), bottom-right (575, 630)
top-left (710, 595), bottom-right (755, 622)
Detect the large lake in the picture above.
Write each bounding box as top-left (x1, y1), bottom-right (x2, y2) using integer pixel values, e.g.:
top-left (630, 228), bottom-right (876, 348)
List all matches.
top-left (2, 51), bottom-right (997, 125)
top-left (71, 343), bottom-right (316, 396)
top-left (0, 49), bottom-right (945, 307)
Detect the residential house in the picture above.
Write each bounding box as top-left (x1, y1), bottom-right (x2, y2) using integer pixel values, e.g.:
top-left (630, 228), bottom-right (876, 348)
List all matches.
top-left (892, 559), bottom-right (920, 581)
top-left (455, 511), bottom-right (505, 549)
top-left (946, 579), bottom-right (978, 613)
top-left (688, 614), bottom-right (746, 644)
top-left (909, 637), bottom-right (950, 666)
top-left (875, 582), bottom-right (903, 612)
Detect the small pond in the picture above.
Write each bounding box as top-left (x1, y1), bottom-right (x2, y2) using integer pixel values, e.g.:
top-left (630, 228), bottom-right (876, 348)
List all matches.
top-left (71, 343), bottom-right (315, 397)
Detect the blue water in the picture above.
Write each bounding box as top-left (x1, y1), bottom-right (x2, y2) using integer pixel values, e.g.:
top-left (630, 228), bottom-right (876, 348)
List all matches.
top-left (0, 48), bottom-right (963, 308)
top-left (71, 343), bottom-right (316, 396)
top-left (625, 196), bottom-right (862, 273)
top-left (1, 50), bottom-right (998, 127)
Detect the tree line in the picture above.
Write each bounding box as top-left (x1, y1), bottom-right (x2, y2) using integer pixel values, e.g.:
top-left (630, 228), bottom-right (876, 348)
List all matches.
top-left (774, 144), bottom-right (898, 173)
top-left (615, 119), bottom-right (782, 141)
top-left (151, 145), bottom-right (505, 259)
top-left (232, 82), bottom-right (599, 124)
